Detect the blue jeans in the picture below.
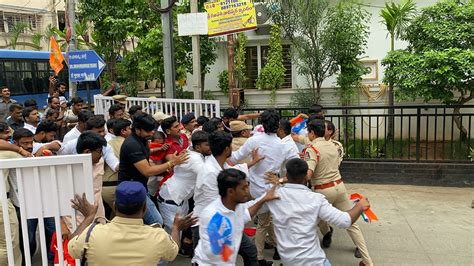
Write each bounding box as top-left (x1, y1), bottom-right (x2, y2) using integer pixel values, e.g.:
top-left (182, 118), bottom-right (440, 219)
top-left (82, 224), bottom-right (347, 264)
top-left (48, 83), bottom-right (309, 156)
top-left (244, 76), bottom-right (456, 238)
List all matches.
top-left (143, 195), bottom-right (163, 226)
top-left (27, 217), bottom-right (55, 263)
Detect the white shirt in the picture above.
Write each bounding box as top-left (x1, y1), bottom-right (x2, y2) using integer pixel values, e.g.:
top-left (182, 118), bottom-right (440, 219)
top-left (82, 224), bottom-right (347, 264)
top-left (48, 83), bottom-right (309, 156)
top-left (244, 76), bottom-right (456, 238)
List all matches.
top-left (105, 133), bottom-right (115, 142)
top-left (192, 198), bottom-right (252, 266)
top-left (160, 149), bottom-right (205, 204)
top-left (57, 138), bottom-right (119, 171)
top-left (193, 156), bottom-right (249, 219)
top-left (32, 141), bottom-right (62, 154)
top-left (23, 123), bottom-right (37, 134)
top-left (295, 127), bottom-right (308, 152)
top-left (280, 135), bottom-right (300, 177)
top-left (267, 183), bottom-right (352, 266)
top-left (62, 126), bottom-right (81, 144)
top-left (230, 133), bottom-right (298, 198)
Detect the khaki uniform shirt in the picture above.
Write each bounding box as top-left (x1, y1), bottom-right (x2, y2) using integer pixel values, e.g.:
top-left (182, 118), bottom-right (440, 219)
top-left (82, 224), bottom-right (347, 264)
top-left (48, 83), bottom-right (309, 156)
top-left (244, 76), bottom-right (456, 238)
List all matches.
top-left (331, 139), bottom-right (344, 166)
top-left (0, 98), bottom-right (16, 122)
top-left (184, 129), bottom-right (192, 141)
top-left (232, 137), bottom-right (252, 164)
top-left (68, 216), bottom-right (179, 265)
top-left (103, 136), bottom-right (125, 182)
top-left (304, 137), bottom-right (342, 186)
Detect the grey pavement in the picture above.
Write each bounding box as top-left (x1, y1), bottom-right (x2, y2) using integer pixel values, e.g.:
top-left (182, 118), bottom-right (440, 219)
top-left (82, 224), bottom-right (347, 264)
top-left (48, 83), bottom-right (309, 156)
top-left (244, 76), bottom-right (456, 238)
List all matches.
top-left (169, 183), bottom-right (474, 266)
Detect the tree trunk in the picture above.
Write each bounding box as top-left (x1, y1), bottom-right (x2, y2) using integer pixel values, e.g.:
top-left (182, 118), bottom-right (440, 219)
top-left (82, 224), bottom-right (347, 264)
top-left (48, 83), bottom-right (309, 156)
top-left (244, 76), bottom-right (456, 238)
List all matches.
top-left (453, 92), bottom-right (473, 141)
top-left (386, 33), bottom-right (396, 141)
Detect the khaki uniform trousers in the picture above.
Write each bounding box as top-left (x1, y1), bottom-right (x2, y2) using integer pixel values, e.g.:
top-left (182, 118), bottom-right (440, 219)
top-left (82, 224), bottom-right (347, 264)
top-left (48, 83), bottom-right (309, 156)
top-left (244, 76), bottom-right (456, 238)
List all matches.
top-left (102, 185), bottom-right (116, 218)
top-left (0, 200), bottom-right (21, 266)
top-left (255, 211), bottom-right (276, 260)
top-left (315, 182), bottom-right (373, 266)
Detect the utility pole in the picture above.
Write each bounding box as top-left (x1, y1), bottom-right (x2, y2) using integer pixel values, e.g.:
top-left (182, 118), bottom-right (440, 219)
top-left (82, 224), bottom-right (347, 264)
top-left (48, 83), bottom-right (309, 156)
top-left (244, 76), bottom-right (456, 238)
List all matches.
top-left (66, 0), bottom-right (77, 98)
top-left (161, 0), bottom-right (176, 98)
top-left (191, 0), bottom-right (201, 99)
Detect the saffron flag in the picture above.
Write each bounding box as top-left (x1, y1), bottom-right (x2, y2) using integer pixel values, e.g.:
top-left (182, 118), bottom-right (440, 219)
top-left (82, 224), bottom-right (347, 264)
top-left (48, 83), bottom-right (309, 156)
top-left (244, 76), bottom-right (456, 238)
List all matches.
top-left (350, 193), bottom-right (379, 222)
top-left (50, 36), bottom-right (64, 75)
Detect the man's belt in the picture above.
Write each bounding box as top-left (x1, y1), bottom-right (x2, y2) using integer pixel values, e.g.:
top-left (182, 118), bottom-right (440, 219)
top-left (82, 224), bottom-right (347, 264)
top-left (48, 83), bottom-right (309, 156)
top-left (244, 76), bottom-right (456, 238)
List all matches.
top-left (313, 179), bottom-right (343, 190)
top-left (102, 181), bottom-right (119, 187)
top-left (157, 195), bottom-right (183, 207)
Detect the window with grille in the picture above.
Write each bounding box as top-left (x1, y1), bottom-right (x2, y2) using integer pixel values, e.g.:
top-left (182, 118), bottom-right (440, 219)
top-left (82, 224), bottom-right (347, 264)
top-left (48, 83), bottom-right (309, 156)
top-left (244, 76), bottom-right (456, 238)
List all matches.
top-left (245, 44), bottom-right (292, 89)
top-left (1, 12), bottom-right (40, 33)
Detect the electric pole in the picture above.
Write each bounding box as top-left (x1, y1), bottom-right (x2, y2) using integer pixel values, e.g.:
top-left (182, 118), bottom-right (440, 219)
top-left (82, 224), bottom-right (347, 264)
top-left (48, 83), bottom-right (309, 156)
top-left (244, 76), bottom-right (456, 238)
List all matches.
top-left (66, 0), bottom-right (77, 98)
top-left (191, 0), bottom-right (201, 99)
top-left (161, 0), bottom-right (176, 98)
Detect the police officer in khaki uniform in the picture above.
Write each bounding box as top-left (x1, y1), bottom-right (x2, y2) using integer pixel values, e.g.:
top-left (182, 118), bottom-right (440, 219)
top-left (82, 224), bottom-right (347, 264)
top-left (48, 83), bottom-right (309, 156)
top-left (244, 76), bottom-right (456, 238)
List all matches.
top-left (102, 119), bottom-right (132, 218)
top-left (304, 120), bottom-right (373, 266)
top-left (68, 181), bottom-right (197, 265)
top-left (230, 120), bottom-right (253, 164)
top-left (181, 112), bottom-right (197, 141)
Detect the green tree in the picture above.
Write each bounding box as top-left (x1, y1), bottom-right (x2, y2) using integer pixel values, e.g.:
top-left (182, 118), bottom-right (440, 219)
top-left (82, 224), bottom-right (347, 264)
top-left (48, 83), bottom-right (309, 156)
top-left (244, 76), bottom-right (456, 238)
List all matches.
top-left (382, 0), bottom-right (474, 139)
top-left (380, 0), bottom-right (417, 139)
top-left (256, 24), bottom-right (286, 103)
top-left (326, 0), bottom-right (370, 106)
top-left (234, 32), bottom-right (248, 88)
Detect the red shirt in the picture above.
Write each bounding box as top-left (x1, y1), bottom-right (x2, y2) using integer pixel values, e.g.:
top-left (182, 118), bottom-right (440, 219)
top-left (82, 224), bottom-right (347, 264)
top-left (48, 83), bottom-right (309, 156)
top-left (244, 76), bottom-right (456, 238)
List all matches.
top-left (165, 133), bottom-right (189, 156)
top-left (148, 142), bottom-right (167, 162)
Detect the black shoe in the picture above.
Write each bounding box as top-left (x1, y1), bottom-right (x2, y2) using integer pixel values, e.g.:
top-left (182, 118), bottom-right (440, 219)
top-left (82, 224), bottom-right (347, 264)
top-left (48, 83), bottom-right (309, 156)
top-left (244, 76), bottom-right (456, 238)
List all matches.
top-left (264, 242), bottom-right (274, 249)
top-left (273, 247), bottom-right (280, 260)
top-left (354, 247), bottom-right (362, 258)
top-left (258, 259), bottom-right (273, 266)
top-left (321, 226), bottom-right (333, 248)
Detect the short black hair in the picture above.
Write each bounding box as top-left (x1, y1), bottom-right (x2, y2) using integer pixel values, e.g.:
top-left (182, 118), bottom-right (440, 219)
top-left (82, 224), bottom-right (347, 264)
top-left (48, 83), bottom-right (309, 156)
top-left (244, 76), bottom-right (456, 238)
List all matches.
top-left (309, 104), bottom-right (323, 115)
top-left (45, 108), bottom-right (59, 119)
top-left (161, 116), bottom-right (177, 133)
top-left (202, 121), bottom-right (218, 133)
top-left (0, 122), bottom-right (9, 133)
top-left (13, 128), bottom-right (33, 142)
top-left (76, 131), bottom-right (107, 154)
top-left (152, 131), bottom-right (166, 141)
top-left (191, 130), bottom-right (209, 148)
top-left (223, 108), bottom-right (239, 119)
top-left (22, 107), bottom-right (35, 120)
top-left (208, 131), bottom-right (232, 156)
top-left (285, 158), bottom-right (308, 181)
top-left (309, 113), bottom-right (324, 122)
top-left (55, 82), bottom-right (66, 89)
top-left (279, 119), bottom-right (291, 136)
top-left (128, 105), bottom-right (143, 117)
top-left (36, 121), bottom-right (58, 134)
top-left (326, 120), bottom-right (336, 137)
top-left (196, 116), bottom-right (209, 126)
top-left (9, 103), bottom-right (23, 113)
top-left (261, 109), bottom-right (280, 133)
top-left (217, 168), bottom-right (247, 197)
top-left (132, 113), bottom-right (156, 131)
top-left (47, 96), bottom-right (59, 104)
top-left (106, 119), bottom-right (117, 132)
top-left (86, 115), bottom-right (106, 130)
top-left (116, 202), bottom-right (145, 216)
top-left (23, 99), bottom-right (38, 108)
top-left (70, 96), bottom-right (84, 105)
top-left (307, 119), bottom-right (326, 137)
top-left (78, 110), bottom-right (93, 123)
top-left (108, 104), bottom-right (124, 116)
top-left (113, 119), bottom-right (132, 136)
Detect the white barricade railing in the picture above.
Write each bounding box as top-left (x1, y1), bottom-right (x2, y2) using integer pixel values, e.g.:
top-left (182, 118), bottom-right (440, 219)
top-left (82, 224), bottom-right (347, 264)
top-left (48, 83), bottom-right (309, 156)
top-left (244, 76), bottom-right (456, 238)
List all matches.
top-left (94, 95), bottom-right (221, 120)
top-left (0, 155), bottom-right (94, 266)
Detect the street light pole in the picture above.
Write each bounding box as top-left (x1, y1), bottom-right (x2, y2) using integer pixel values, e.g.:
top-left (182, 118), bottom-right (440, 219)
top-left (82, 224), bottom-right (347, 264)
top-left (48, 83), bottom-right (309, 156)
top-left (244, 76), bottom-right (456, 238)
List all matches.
top-left (161, 0), bottom-right (176, 98)
top-left (66, 0), bottom-right (77, 98)
top-left (191, 0), bottom-right (201, 99)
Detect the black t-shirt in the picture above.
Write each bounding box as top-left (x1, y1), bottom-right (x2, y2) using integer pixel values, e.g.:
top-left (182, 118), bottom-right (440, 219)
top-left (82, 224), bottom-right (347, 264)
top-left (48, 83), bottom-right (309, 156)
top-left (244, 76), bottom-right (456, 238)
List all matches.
top-left (118, 132), bottom-right (150, 189)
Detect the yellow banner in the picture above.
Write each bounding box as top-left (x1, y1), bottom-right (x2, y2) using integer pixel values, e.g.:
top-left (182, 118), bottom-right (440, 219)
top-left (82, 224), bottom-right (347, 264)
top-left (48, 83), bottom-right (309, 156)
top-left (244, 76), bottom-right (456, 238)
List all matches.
top-left (205, 0), bottom-right (257, 37)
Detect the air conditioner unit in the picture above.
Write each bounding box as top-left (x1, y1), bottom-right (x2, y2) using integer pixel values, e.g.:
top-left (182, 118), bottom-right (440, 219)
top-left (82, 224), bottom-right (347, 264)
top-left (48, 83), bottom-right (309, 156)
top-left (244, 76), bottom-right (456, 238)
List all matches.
top-left (254, 2), bottom-right (272, 35)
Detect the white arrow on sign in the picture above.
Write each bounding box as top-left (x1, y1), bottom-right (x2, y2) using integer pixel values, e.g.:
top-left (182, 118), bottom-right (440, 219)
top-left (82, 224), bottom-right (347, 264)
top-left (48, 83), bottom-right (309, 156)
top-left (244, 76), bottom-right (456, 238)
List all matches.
top-left (98, 60), bottom-right (105, 71)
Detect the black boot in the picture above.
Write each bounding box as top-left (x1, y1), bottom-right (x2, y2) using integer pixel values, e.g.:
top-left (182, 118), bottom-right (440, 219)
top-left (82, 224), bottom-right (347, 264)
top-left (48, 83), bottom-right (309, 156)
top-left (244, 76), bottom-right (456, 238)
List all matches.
top-left (354, 247), bottom-right (362, 258)
top-left (322, 226), bottom-right (333, 248)
top-left (258, 259), bottom-right (273, 266)
top-left (273, 247), bottom-right (280, 260)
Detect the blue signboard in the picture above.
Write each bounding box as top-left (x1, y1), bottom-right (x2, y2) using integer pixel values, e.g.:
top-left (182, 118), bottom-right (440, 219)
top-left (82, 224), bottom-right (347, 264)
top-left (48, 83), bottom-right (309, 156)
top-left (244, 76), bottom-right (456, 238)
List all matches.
top-left (68, 50), bottom-right (106, 82)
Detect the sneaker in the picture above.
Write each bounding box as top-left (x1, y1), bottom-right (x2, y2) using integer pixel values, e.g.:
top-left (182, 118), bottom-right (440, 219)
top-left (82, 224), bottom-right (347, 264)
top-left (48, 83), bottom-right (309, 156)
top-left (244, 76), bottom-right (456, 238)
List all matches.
top-left (273, 247), bottom-right (280, 260)
top-left (321, 226), bottom-right (333, 248)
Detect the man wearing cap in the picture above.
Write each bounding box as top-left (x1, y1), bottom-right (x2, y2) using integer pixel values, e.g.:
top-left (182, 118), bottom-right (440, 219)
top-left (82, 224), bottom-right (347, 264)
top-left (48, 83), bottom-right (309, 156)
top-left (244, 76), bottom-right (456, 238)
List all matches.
top-left (68, 181), bottom-right (197, 265)
top-left (230, 120), bottom-right (253, 164)
top-left (181, 112), bottom-right (197, 140)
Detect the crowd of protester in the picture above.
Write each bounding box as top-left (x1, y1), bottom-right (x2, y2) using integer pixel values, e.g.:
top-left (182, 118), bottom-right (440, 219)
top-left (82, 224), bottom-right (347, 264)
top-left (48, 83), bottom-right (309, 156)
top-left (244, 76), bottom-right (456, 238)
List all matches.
top-left (0, 82), bottom-right (372, 266)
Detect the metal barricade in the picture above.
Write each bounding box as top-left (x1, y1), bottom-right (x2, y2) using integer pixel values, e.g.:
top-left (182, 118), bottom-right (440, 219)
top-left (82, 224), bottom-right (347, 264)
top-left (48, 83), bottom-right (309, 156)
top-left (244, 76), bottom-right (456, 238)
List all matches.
top-left (94, 95), bottom-right (221, 121)
top-left (0, 154), bottom-right (94, 266)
